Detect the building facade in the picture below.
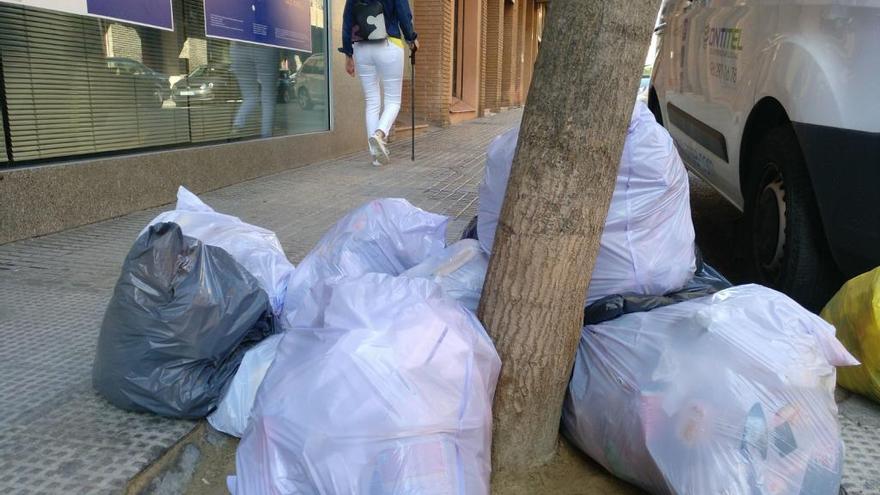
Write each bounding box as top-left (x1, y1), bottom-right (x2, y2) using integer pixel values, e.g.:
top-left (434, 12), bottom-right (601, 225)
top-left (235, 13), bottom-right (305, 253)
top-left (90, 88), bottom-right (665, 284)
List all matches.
top-left (403, 0), bottom-right (545, 127)
top-left (0, 0), bottom-right (543, 244)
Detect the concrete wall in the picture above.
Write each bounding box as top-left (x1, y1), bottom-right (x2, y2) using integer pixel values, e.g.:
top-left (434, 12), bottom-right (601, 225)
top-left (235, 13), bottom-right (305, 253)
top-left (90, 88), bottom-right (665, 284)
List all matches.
top-left (0, 0), bottom-right (364, 246)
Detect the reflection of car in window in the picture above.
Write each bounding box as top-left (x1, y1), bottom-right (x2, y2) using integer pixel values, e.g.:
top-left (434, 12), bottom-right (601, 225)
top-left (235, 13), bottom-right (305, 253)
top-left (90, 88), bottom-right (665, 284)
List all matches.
top-left (105, 57), bottom-right (171, 105)
top-left (172, 64), bottom-right (293, 105)
top-left (171, 64), bottom-right (238, 104)
top-left (650, 0), bottom-right (880, 310)
top-left (292, 54), bottom-right (327, 110)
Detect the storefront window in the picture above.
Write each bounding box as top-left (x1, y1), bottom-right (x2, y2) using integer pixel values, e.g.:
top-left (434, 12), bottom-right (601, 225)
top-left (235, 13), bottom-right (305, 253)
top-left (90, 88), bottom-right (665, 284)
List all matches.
top-left (0, 0), bottom-right (330, 165)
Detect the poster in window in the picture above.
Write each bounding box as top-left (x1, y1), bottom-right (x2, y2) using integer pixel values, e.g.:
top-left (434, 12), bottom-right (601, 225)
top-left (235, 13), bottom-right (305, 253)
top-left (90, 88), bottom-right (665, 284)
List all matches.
top-left (0, 0), bottom-right (174, 30)
top-left (203, 0), bottom-right (312, 52)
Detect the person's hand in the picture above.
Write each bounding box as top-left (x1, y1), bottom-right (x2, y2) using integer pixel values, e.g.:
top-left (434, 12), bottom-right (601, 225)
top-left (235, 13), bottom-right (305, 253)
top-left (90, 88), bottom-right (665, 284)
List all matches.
top-left (345, 56), bottom-right (355, 77)
top-left (410, 39), bottom-right (420, 53)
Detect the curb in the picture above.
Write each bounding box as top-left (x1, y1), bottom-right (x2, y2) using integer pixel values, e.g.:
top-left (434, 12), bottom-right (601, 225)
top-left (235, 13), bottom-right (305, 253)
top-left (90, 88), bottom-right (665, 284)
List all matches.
top-left (126, 422), bottom-right (238, 495)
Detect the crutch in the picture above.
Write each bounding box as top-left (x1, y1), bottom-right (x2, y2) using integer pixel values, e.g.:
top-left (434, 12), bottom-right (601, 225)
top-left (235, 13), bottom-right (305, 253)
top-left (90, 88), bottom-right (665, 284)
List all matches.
top-left (410, 43), bottom-right (417, 161)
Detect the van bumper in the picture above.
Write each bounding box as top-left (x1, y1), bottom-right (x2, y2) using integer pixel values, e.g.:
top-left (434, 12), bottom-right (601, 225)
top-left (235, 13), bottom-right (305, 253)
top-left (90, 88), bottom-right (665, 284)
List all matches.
top-left (793, 122), bottom-right (880, 278)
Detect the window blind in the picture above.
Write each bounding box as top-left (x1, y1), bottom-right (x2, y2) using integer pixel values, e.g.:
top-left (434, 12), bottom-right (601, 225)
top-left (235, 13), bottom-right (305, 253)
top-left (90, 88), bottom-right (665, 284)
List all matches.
top-left (0, 5), bottom-right (191, 162)
top-left (0, 0), bottom-right (330, 166)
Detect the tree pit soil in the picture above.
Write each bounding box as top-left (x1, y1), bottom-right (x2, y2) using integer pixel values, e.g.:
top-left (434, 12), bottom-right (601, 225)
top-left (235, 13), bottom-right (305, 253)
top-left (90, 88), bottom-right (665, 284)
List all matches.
top-left (176, 430), bottom-right (644, 495)
top-left (492, 438), bottom-right (644, 495)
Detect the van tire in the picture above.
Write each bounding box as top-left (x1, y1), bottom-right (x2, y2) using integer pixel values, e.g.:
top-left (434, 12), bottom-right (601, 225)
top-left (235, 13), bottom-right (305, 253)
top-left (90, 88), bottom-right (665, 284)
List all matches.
top-left (745, 126), bottom-right (840, 311)
top-left (648, 87), bottom-right (663, 126)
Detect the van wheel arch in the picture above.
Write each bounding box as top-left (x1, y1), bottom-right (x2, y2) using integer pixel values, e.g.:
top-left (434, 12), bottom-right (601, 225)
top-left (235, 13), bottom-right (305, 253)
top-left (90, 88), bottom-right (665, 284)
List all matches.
top-left (740, 100), bottom-right (840, 309)
top-left (740, 97), bottom-right (791, 192)
top-left (648, 87), bottom-right (663, 126)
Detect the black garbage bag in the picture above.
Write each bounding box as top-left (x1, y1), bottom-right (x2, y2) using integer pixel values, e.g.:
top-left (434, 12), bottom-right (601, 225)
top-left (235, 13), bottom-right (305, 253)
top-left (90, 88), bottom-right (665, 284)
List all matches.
top-left (462, 214), bottom-right (731, 325)
top-left (93, 222), bottom-right (277, 418)
top-left (583, 251), bottom-right (732, 325)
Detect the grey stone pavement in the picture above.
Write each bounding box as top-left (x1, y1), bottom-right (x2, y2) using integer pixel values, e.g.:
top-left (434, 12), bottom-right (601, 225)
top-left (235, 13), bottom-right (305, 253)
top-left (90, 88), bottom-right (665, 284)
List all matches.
top-left (0, 108), bottom-right (878, 494)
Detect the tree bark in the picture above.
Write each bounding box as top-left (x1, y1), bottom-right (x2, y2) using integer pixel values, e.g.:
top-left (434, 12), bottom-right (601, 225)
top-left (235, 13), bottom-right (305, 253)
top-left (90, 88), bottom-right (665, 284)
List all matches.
top-left (477, 0), bottom-right (661, 473)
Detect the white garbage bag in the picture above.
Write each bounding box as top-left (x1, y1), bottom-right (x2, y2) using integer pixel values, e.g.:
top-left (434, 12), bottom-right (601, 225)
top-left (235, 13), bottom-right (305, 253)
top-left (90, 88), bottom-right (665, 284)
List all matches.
top-left (478, 101), bottom-right (697, 304)
top-left (208, 334), bottom-right (283, 437)
top-left (231, 273), bottom-right (500, 495)
top-left (562, 284), bottom-right (858, 495)
top-left (402, 239), bottom-right (488, 312)
top-left (283, 198), bottom-right (448, 327)
top-left (476, 125), bottom-right (517, 252)
top-left (147, 186), bottom-right (295, 315)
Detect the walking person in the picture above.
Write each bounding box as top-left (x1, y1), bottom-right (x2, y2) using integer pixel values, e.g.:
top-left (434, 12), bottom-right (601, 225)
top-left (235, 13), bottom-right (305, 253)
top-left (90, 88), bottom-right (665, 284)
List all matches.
top-left (340, 0), bottom-right (418, 166)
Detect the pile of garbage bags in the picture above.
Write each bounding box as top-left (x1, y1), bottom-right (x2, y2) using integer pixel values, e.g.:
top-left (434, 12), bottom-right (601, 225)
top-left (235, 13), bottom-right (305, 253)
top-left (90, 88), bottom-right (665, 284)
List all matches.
top-left (471, 101), bottom-right (855, 494)
top-left (228, 200), bottom-right (499, 493)
top-left (564, 285), bottom-right (857, 495)
top-left (93, 188), bottom-right (499, 491)
top-left (230, 273), bottom-right (499, 494)
top-left (822, 266), bottom-right (880, 403)
top-left (92, 98), bottom-right (859, 494)
top-left (477, 101), bottom-right (697, 304)
top-left (208, 201), bottom-right (493, 439)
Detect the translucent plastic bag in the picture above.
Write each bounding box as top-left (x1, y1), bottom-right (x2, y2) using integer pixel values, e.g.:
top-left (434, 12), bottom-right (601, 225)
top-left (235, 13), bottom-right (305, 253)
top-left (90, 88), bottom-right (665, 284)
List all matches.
top-left (478, 101), bottom-right (696, 304)
top-left (402, 239), bottom-right (488, 312)
top-left (563, 284), bottom-right (857, 495)
top-left (231, 274), bottom-right (500, 495)
top-left (283, 198), bottom-right (448, 327)
top-left (822, 267), bottom-right (880, 403)
top-left (147, 186), bottom-right (295, 315)
top-left (208, 334), bottom-right (283, 437)
top-left (93, 223), bottom-right (277, 418)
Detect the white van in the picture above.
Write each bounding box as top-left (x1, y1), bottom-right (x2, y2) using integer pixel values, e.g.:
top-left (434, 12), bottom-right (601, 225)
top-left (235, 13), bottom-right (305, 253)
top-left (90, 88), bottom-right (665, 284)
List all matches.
top-left (649, 0), bottom-right (880, 309)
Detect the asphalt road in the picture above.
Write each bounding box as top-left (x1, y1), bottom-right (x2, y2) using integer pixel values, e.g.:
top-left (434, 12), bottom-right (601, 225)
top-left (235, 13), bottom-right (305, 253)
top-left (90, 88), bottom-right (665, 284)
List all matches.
top-left (688, 172), bottom-right (754, 284)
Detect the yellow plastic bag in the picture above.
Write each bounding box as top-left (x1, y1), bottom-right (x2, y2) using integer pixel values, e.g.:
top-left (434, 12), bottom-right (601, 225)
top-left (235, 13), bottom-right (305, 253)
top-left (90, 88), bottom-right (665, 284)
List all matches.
top-left (821, 267), bottom-right (880, 402)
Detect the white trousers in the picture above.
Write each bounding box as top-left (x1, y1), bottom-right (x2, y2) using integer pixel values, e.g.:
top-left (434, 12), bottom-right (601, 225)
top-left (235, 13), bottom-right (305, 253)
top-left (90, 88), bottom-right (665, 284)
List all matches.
top-left (354, 40), bottom-right (404, 155)
top-left (230, 43), bottom-right (278, 138)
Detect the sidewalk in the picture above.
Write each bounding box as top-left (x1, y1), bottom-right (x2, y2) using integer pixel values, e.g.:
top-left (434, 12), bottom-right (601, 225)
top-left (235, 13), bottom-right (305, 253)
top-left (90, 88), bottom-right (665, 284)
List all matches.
top-left (0, 110), bottom-right (520, 493)
top-left (1, 108), bottom-right (879, 494)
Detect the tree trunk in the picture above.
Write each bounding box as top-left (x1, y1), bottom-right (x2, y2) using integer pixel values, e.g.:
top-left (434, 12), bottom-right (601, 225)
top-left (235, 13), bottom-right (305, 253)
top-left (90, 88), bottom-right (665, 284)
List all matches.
top-left (477, 0), bottom-right (661, 473)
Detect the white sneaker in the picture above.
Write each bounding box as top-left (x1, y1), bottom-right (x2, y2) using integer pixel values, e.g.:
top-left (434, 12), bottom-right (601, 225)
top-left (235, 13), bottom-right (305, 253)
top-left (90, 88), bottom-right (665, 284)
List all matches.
top-left (371, 156), bottom-right (383, 167)
top-left (369, 131), bottom-right (390, 165)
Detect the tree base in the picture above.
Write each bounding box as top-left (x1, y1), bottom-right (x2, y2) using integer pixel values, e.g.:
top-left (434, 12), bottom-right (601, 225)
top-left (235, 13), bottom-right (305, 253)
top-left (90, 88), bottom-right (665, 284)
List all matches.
top-left (491, 437), bottom-right (644, 495)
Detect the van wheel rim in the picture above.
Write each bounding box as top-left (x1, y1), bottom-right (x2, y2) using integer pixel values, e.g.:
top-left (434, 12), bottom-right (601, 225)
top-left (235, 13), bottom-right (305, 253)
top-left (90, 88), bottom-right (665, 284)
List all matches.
top-left (754, 164), bottom-right (787, 280)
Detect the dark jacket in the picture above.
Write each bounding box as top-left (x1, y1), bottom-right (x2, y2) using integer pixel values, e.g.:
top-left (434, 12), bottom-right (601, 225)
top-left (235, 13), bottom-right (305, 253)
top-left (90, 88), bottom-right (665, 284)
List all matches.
top-left (339, 0), bottom-right (417, 56)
